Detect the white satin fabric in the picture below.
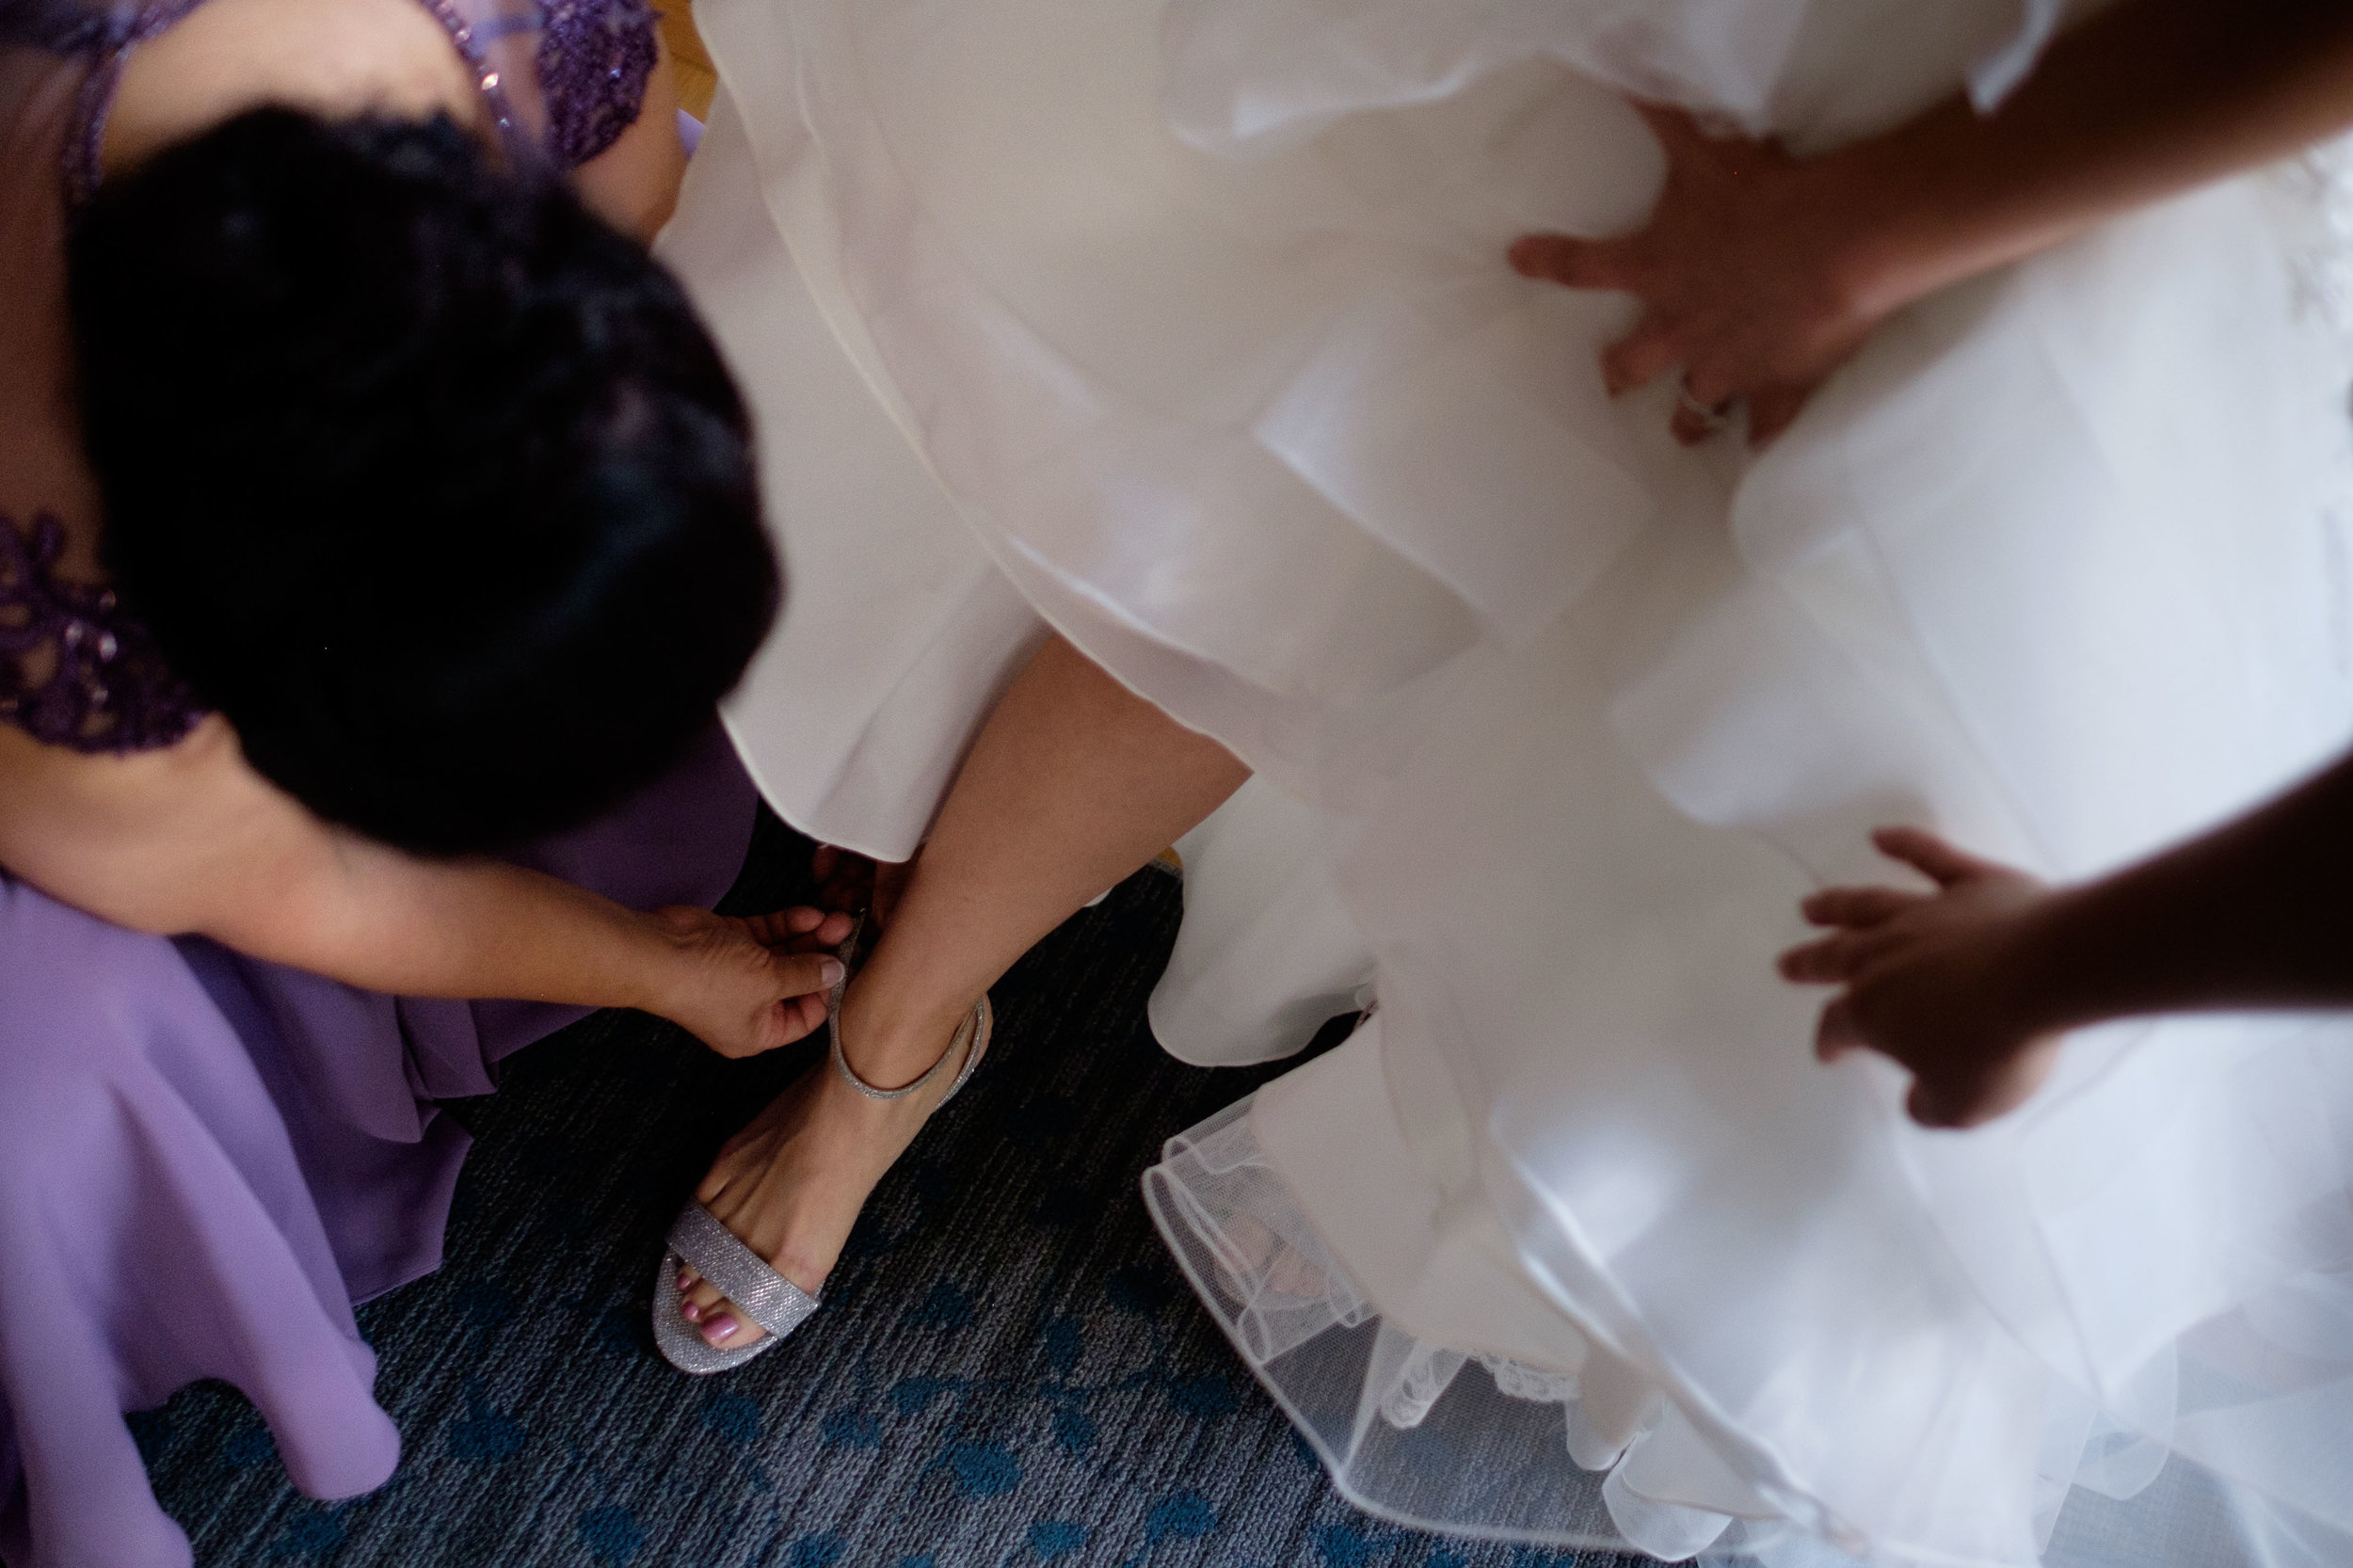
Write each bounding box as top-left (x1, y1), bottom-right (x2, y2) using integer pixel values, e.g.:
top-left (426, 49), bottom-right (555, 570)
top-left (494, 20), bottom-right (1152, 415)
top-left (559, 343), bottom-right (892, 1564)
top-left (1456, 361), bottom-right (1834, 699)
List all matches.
top-left (659, 0), bottom-right (2353, 1560)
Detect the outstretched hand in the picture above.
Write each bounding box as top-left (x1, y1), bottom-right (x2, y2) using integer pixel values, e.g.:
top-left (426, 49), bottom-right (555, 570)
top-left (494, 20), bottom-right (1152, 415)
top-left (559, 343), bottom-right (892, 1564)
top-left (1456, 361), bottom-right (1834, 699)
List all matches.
top-left (649, 904), bottom-right (856, 1060)
top-left (1778, 827), bottom-right (2063, 1128)
top-left (1511, 104), bottom-right (1895, 447)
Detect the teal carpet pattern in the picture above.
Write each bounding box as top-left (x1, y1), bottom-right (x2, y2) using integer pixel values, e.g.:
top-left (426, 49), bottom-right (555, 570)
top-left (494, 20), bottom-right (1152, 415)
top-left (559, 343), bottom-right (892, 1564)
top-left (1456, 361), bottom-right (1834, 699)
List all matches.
top-left (135, 811), bottom-right (1639, 1568)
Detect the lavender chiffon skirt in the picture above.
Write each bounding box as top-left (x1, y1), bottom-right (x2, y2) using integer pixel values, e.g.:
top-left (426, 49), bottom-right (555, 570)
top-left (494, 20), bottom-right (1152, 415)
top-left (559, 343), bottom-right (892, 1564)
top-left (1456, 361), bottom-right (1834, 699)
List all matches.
top-left (0, 727), bottom-right (757, 1568)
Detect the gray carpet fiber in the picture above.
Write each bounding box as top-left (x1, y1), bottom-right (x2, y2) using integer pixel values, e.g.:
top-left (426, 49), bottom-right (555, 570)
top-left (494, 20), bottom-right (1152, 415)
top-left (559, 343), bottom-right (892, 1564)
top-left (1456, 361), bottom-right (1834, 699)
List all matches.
top-left (135, 810), bottom-right (1638, 1568)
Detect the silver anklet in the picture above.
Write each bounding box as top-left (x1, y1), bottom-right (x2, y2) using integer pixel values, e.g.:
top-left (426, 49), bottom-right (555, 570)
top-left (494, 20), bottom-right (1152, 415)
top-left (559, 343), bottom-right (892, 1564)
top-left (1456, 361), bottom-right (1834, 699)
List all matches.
top-left (829, 1007), bottom-right (977, 1101)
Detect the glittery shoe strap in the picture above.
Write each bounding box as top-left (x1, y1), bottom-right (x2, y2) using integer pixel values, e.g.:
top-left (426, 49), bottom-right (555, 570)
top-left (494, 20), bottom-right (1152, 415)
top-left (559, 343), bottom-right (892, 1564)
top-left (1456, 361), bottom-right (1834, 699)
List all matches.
top-left (665, 1203), bottom-right (820, 1339)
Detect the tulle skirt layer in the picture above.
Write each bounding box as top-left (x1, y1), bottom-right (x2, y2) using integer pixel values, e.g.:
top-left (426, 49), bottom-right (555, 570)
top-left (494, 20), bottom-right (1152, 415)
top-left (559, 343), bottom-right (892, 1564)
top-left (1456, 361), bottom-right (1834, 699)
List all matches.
top-left (665, 0), bottom-right (2353, 1557)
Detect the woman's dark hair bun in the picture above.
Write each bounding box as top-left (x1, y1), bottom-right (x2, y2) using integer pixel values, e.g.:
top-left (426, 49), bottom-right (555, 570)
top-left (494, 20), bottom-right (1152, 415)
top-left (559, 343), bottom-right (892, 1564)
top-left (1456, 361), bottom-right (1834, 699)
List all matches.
top-left (71, 108), bottom-right (777, 855)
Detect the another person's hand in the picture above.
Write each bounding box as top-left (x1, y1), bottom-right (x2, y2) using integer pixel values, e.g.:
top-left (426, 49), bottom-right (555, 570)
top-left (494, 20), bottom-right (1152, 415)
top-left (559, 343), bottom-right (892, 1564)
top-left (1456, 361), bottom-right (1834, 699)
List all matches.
top-left (810, 842), bottom-right (915, 927)
top-left (1510, 104), bottom-right (1904, 447)
top-left (650, 904), bottom-right (855, 1059)
top-left (1778, 827), bottom-right (2063, 1128)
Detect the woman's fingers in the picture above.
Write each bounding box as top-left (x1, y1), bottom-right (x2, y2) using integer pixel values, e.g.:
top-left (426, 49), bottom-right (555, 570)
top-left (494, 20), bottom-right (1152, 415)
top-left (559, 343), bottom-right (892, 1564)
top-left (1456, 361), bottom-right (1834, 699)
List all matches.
top-left (770, 990), bottom-right (829, 1047)
top-left (1905, 1064), bottom-right (2011, 1129)
top-left (1800, 886), bottom-right (1919, 928)
top-left (807, 909), bottom-right (855, 947)
top-left (1602, 315), bottom-right (1681, 394)
top-left (1814, 995), bottom-right (1863, 1061)
top-left (1747, 383), bottom-right (1814, 445)
top-left (1681, 356), bottom-right (1738, 408)
top-left (1776, 926), bottom-right (1895, 983)
top-left (810, 843), bottom-right (875, 913)
top-left (741, 910), bottom-right (802, 945)
top-left (1904, 1077), bottom-right (1964, 1128)
top-left (1628, 99), bottom-right (1709, 158)
top-left (1670, 396), bottom-right (1723, 445)
top-left (722, 951), bottom-right (841, 1056)
top-left (1776, 937), bottom-right (1839, 982)
top-left (770, 948), bottom-right (843, 1000)
top-left (1871, 825), bottom-right (1989, 888)
top-left (738, 906), bottom-right (855, 950)
top-left (1670, 357), bottom-right (1744, 444)
top-left (1510, 232), bottom-right (1634, 290)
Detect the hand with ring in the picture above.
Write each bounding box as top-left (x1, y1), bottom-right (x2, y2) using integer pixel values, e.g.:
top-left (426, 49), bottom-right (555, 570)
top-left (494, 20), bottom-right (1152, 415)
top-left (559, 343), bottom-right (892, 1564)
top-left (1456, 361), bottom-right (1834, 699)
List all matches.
top-left (1675, 382), bottom-right (1733, 439)
top-left (1510, 103), bottom-right (1906, 448)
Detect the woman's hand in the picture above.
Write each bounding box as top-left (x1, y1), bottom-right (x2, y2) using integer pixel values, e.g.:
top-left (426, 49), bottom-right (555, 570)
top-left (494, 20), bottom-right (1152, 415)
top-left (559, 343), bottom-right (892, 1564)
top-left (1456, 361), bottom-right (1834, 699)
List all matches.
top-left (1513, 0), bottom-right (2353, 449)
top-left (1511, 105), bottom-right (1897, 446)
top-left (809, 842), bottom-right (916, 927)
top-left (1777, 827), bottom-right (2064, 1128)
top-left (648, 904), bottom-right (856, 1059)
top-left (0, 717), bottom-right (858, 1056)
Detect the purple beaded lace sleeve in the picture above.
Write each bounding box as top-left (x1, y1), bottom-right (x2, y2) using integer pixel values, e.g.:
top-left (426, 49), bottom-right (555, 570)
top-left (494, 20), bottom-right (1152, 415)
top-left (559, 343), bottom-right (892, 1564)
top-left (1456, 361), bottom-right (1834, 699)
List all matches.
top-left (0, 511), bottom-right (200, 752)
top-left (413, 0), bottom-right (657, 169)
top-left (536, 0), bottom-right (658, 168)
top-left (56, 0), bottom-right (658, 198)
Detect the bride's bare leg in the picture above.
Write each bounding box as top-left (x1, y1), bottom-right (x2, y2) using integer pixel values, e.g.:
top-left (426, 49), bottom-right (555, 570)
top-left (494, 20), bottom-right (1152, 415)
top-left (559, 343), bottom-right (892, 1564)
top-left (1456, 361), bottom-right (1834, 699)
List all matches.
top-left (677, 634), bottom-right (1248, 1347)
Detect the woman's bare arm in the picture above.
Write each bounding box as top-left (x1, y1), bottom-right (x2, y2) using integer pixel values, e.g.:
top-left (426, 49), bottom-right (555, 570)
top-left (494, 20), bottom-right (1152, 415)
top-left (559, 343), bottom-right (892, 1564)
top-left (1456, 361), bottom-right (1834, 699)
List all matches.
top-left (102, 0), bottom-right (482, 171)
top-left (0, 720), bottom-right (843, 1057)
top-left (68, 2), bottom-right (794, 1043)
top-left (106, 0), bottom-right (689, 241)
top-left (569, 27), bottom-right (688, 240)
top-left (1512, 0), bottom-right (2353, 442)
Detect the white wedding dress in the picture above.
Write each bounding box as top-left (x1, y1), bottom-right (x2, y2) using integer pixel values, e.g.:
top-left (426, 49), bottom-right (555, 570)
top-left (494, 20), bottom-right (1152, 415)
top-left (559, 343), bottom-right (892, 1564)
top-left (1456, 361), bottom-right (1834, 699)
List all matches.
top-left (656, 0), bottom-right (2353, 1560)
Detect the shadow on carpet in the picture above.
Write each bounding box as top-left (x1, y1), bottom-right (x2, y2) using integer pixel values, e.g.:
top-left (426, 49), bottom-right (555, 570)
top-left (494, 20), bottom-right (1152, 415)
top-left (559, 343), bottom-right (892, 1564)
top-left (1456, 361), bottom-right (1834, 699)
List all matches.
top-left (136, 810), bottom-right (1638, 1568)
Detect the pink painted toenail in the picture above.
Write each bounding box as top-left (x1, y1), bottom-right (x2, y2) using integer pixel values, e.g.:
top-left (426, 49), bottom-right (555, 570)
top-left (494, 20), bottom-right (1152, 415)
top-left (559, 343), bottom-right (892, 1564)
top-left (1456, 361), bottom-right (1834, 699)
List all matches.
top-left (680, 1301), bottom-right (702, 1322)
top-left (706, 1314), bottom-right (739, 1344)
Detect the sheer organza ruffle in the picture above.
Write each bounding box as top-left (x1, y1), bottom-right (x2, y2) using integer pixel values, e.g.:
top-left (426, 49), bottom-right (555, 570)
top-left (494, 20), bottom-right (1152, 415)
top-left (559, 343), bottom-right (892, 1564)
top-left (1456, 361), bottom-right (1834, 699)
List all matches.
top-left (1147, 1027), bottom-right (2353, 1568)
top-left (1160, 0), bottom-right (2071, 159)
top-left (1145, 1093), bottom-right (1635, 1550)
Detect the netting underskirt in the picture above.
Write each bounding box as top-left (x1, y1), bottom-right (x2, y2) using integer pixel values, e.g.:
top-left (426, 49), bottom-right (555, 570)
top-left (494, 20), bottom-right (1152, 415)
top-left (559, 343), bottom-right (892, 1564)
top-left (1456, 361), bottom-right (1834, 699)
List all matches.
top-left (1146, 1072), bottom-right (2353, 1568)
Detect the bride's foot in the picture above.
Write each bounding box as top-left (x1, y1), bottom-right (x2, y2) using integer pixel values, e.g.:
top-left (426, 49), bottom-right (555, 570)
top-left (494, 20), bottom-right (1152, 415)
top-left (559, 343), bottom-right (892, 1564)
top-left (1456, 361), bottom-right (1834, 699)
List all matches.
top-left (674, 986), bottom-right (980, 1350)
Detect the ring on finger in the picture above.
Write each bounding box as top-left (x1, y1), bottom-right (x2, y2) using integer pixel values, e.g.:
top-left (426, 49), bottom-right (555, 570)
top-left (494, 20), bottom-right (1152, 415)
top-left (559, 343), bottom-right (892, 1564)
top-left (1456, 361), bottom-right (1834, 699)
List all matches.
top-left (1676, 381), bottom-right (1735, 436)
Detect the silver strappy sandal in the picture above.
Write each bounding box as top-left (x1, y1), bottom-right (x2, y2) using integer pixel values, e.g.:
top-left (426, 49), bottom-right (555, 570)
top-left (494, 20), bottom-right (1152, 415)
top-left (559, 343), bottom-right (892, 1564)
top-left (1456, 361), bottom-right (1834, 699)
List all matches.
top-left (652, 942), bottom-right (992, 1375)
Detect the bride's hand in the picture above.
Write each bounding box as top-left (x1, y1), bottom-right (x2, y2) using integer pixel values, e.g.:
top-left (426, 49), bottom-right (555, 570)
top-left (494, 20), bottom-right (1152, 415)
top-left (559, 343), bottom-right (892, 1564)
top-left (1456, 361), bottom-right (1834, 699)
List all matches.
top-left (1777, 827), bottom-right (2063, 1128)
top-left (1511, 104), bottom-right (1899, 447)
top-left (647, 904), bottom-right (856, 1059)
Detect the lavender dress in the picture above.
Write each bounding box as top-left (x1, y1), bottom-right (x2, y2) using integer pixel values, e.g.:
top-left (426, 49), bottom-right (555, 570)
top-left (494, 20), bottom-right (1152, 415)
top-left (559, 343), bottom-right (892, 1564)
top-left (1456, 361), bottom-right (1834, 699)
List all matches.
top-left (0, 7), bottom-right (752, 1567)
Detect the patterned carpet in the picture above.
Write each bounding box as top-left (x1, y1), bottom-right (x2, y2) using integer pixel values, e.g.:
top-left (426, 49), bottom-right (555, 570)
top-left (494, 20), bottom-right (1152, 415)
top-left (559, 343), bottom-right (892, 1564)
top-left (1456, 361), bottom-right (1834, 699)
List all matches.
top-left (134, 810), bottom-right (1637, 1568)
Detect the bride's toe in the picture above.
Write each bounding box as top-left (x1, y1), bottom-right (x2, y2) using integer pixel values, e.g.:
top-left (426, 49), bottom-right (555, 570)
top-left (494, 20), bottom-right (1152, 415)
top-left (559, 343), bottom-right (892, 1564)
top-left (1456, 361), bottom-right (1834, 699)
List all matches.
top-left (655, 1011), bottom-right (986, 1373)
top-left (678, 1272), bottom-right (754, 1341)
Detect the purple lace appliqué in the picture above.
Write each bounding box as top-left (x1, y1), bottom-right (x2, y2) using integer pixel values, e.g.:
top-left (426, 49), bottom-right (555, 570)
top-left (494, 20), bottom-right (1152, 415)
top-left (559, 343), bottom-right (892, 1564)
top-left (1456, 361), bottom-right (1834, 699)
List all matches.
top-left (419, 0), bottom-right (655, 170)
top-left (0, 511), bottom-right (202, 753)
top-left (536, 0), bottom-right (657, 168)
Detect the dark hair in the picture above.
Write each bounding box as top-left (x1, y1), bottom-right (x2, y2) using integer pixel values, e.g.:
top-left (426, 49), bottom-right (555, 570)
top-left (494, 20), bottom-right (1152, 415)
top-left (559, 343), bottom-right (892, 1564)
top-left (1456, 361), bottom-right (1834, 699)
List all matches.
top-left (69, 108), bottom-right (776, 856)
